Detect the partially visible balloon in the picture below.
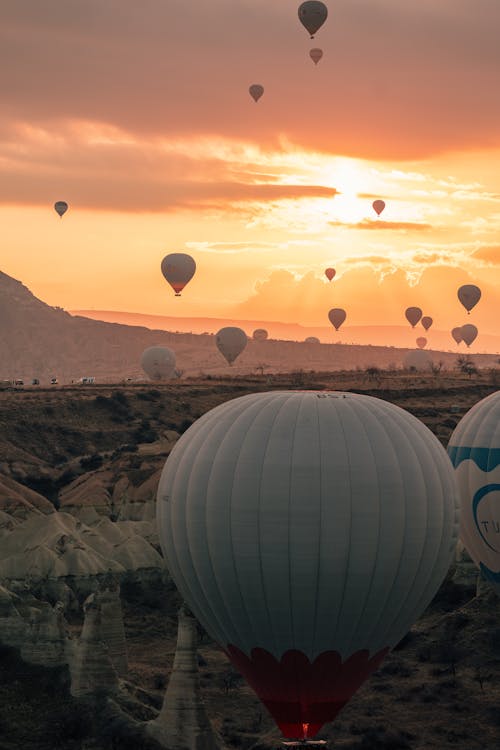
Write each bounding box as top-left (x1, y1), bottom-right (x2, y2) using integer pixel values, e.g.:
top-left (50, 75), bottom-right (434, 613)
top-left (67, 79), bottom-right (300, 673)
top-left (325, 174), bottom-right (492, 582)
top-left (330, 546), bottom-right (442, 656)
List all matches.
top-left (448, 391), bottom-right (500, 595)
top-left (309, 48), bottom-right (323, 65)
top-left (451, 327), bottom-right (463, 344)
top-left (461, 324), bottom-right (478, 347)
top-left (298, 1), bottom-right (328, 38)
top-left (416, 337), bottom-right (427, 349)
top-left (421, 316), bottom-right (433, 331)
top-left (405, 307), bottom-right (422, 328)
top-left (372, 199), bottom-right (385, 216)
top-left (141, 346), bottom-right (176, 381)
top-left (325, 267), bottom-right (336, 281)
top-left (216, 327), bottom-right (247, 364)
top-left (249, 84), bottom-right (264, 102)
top-left (157, 390), bottom-right (459, 739)
top-left (305, 336), bottom-right (320, 343)
top-left (54, 201), bottom-right (68, 218)
top-left (253, 329), bottom-right (268, 341)
top-left (161, 253), bottom-right (196, 296)
top-left (403, 349), bottom-right (432, 372)
top-left (328, 308), bottom-right (346, 330)
top-left (458, 284), bottom-right (481, 314)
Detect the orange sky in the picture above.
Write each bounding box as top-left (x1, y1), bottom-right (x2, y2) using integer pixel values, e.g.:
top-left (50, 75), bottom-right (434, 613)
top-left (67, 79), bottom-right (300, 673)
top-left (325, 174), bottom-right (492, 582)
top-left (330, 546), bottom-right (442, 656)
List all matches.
top-left (1, 1), bottom-right (499, 347)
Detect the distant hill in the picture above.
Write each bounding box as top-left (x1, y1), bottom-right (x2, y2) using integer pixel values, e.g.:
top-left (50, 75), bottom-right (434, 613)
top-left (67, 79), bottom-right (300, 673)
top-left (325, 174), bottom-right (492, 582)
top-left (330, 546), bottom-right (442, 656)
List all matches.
top-left (1, 271), bottom-right (498, 384)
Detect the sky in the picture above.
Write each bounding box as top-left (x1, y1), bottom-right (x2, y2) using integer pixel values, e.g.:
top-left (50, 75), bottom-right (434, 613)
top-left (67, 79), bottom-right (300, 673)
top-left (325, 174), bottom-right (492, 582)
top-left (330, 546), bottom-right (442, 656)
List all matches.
top-left (1, 0), bottom-right (499, 346)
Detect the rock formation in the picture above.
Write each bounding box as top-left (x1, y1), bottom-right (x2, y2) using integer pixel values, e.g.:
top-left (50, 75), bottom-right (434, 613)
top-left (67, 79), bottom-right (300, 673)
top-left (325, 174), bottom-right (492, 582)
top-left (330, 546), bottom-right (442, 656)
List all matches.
top-left (93, 577), bottom-right (128, 677)
top-left (70, 592), bottom-right (119, 697)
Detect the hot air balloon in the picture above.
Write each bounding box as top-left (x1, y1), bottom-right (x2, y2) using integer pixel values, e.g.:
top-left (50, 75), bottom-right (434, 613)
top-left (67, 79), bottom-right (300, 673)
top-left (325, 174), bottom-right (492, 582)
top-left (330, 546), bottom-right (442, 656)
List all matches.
top-left (54, 201), bottom-right (68, 218)
top-left (461, 324), bottom-right (478, 348)
top-left (157, 391), bottom-right (459, 740)
top-left (403, 349), bottom-right (432, 372)
top-left (253, 329), bottom-right (268, 341)
top-left (216, 327), bottom-right (247, 365)
top-left (416, 337), bottom-right (427, 349)
top-left (405, 307), bottom-right (422, 328)
top-left (298, 1), bottom-right (328, 38)
top-left (305, 336), bottom-right (320, 343)
top-left (249, 84), bottom-right (264, 103)
top-left (451, 327), bottom-right (463, 344)
top-left (421, 316), bottom-right (433, 331)
top-left (309, 48), bottom-right (323, 65)
top-left (161, 253), bottom-right (196, 296)
top-left (328, 308), bottom-right (346, 330)
top-left (458, 284), bottom-right (481, 314)
top-left (448, 391), bottom-right (500, 594)
top-left (141, 346), bottom-right (176, 381)
top-left (325, 267), bottom-right (335, 281)
top-left (372, 199), bottom-right (385, 217)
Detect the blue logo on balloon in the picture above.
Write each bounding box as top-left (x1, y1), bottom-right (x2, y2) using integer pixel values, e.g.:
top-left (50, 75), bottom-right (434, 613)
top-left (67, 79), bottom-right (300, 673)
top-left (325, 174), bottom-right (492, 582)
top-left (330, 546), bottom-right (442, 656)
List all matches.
top-left (472, 484), bottom-right (500, 554)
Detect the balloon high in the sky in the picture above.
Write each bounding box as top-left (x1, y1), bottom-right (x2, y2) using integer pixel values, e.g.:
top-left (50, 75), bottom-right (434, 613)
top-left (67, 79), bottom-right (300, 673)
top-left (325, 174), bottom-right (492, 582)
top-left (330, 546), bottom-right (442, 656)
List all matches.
top-left (309, 48), bottom-right (323, 65)
top-left (451, 327), bottom-right (463, 344)
top-left (140, 346), bottom-right (176, 381)
top-left (54, 201), bottom-right (68, 218)
top-left (372, 199), bottom-right (385, 216)
top-left (421, 316), bottom-right (433, 331)
top-left (161, 253), bottom-right (196, 296)
top-left (249, 84), bottom-right (264, 102)
top-left (298, 1), bottom-right (328, 38)
top-left (405, 307), bottom-right (422, 328)
top-left (328, 308), bottom-right (346, 330)
top-left (325, 267), bottom-right (336, 281)
top-left (252, 329), bottom-right (268, 341)
top-left (461, 324), bottom-right (478, 347)
top-left (157, 391), bottom-right (459, 739)
top-left (216, 327), bottom-right (247, 364)
top-left (448, 391), bottom-right (500, 595)
top-left (416, 337), bottom-right (427, 349)
top-left (458, 284), bottom-right (481, 314)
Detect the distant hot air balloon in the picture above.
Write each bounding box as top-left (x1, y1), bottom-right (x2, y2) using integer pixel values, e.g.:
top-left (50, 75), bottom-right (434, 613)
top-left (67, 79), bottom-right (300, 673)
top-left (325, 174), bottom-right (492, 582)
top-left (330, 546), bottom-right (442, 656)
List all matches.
top-left (157, 390), bottom-right (459, 740)
top-left (305, 336), bottom-right (320, 343)
top-left (451, 327), bottom-right (463, 344)
top-left (461, 324), bottom-right (478, 348)
top-left (253, 329), bottom-right (268, 341)
top-left (325, 267), bottom-right (336, 281)
top-left (405, 307), bottom-right (422, 328)
top-left (216, 327), bottom-right (247, 365)
top-left (416, 337), bottom-right (427, 349)
top-left (54, 201), bottom-right (68, 218)
top-left (309, 48), bottom-right (323, 65)
top-left (141, 346), bottom-right (176, 381)
top-left (161, 253), bottom-right (196, 296)
top-left (249, 84), bottom-right (264, 102)
top-left (328, 308), bottom-right (346, 331)
top-left (421, 316), bottom-right (433, 331)
top-left (298, 1), bottom-right (328, 38)
top-left (458, 284), bottom-right (481, 314)
top-left (403, 349), bottom-right (432, 372)
top-left (448, 391), bottom-right (500, 595)
top-left (372, 199), bottom-right (385, 217)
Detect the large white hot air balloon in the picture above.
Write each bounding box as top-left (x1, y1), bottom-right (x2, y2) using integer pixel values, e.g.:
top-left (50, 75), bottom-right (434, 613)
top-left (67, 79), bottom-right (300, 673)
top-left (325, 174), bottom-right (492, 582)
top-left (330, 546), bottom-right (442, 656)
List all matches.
top-left (54, 201), bottom-right (68, 218)
top-left (448, 391), bottom-right (500, 594)
top-left (141, 346), bottom-right (176, 380)
top-left (161, 253), bottom-right (196, 296)
top-left (253, 329), bottom-right (268, 341)
top-left (157, 391), bottom-right (459, 739)
top-left (458, 284), bottom-right (481, 314)
top-left (298, 1), bottom-right (328, 38)
top-left (405, 307), bottom-right (422, 328)
top-left (461, 324), bottom-right (478, 348)
top-left (309, 48), bottom-right (323, 65)
top-left (249, 84), bottom-right (264, 103)
top-left (372, 199), bottom-right (385, 217)
top-left (216, 327), bottom-right (247, 365)
top-left (328, 308), bottom-right (346, 330)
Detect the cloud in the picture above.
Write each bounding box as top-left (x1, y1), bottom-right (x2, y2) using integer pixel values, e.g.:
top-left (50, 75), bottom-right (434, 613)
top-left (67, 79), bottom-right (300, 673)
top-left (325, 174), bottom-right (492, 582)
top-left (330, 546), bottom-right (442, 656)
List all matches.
top-left (329, 219), bottom-right (433, 231)
top-left (471, 246), bottom-right (500, 264)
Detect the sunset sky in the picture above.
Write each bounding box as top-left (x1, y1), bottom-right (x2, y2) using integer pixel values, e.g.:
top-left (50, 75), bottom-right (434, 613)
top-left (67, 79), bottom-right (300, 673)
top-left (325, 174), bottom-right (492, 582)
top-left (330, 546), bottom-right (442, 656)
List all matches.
top-left (1, 0), bottom-right (499, 345)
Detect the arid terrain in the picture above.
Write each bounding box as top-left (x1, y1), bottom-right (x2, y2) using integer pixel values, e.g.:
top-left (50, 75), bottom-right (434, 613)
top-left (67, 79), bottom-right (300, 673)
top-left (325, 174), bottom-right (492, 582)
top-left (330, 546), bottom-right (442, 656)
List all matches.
top-left (0, 372), bottom-right (499, 749)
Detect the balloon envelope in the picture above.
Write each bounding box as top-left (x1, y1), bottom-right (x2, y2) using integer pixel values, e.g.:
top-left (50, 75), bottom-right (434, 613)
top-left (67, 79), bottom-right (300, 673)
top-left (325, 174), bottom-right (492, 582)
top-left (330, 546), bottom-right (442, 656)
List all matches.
top-left (416, 337), bottom-right (427, 349)
top-left (372, 199), bottom-right (385, 216)
top-left (305, 336), bottom-right (320, 343)
top-left (309, 48), bottom-right (323, 64)
top-left (451, 327), bottom-right (463, 344)
top-left (328, 308), bottom-right (346, 330)
top-left (461, 324), bottom-right (478, 347)
top-left (404, 349), bottom-right (432, 372)
top-left (253, 329), bottom-right (268, 341)
top-left (216, 327), bottom-right (247, 364)
top-left (405, 307), bottom-right (422, 328)
top-left (325, 267), bottom-right (335, 281)
top-left (54, 201), bottom-right (68, 217)
top-left (458, 284), bottom-right (481, 313)
top-left (157, 391), bottom-right (459, 738)
top-left (141, 346), bottom-right (176, 380)
top-left (448, 391), bottom-right (500, 594)
top-left (249, 84), bottom-right (264, 102)
top-left (421, 316), bottom-right (433, 331)
top-left (161, 253), bottom-right (196, 296)
top-left (298, 2), bottom-right (328, 38)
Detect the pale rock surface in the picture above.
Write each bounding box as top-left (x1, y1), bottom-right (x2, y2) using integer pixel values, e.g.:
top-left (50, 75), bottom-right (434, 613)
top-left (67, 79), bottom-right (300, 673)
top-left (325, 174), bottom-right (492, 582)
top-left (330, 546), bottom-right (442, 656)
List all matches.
top-left (70, 592), bottom-right (119, 697)
top-left (59, 471), bottom-right (114, 523)
top-left (21, 599), bottom-right (68, 667)
top-left (93, 578), bottom-right (128, 676)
